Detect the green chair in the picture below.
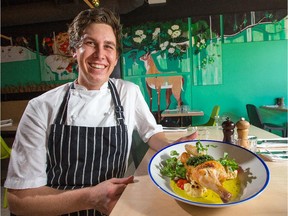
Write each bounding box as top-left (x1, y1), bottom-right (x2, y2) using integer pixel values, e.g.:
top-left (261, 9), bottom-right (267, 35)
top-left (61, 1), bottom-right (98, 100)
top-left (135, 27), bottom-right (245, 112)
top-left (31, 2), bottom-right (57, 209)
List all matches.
top-left (198, 105), bottom-right (220, 126)
top-left (131, 130), bottom-right (149, 168)
top-left (1, 136), bottom-right (11, 209)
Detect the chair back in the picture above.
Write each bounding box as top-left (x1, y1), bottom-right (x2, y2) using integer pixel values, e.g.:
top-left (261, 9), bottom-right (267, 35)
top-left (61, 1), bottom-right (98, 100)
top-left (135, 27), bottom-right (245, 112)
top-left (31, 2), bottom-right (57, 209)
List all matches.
top-left (1, 136), bottom-right (11, 159)
top-left (1, 136), bottom-right (11, 209)
top-left (131, 130), bottom-right (148, 168)
top-left (246, 104), bottom-right (263, 128)
top-left (203, 105), bottom-right (220, 126)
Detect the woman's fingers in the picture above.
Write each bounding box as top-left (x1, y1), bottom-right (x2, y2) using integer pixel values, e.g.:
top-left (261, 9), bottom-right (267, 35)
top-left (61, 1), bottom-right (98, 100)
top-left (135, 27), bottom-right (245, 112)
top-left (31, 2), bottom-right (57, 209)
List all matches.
top-left (174, 131), bottom-right (198, 143)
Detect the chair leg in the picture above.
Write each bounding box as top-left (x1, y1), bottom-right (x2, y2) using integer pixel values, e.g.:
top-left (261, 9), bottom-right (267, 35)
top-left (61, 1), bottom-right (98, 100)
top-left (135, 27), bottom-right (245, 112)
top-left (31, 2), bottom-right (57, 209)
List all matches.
top-left (3, 187), bottom-right (8, 208)
top-left (282, 128), bottom-right (286, 137)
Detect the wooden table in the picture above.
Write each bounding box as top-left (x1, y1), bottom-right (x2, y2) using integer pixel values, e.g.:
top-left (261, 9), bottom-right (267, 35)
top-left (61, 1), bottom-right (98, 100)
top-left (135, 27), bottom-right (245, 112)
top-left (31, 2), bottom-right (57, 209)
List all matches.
top-left (0, 121), bottom-right (18, 138)
top-left (161, 109), bottom-right (204, 126)
top-left (110, 126), bottom-right (287, 216)
top-left (261, 105), bottom-right (288, 112)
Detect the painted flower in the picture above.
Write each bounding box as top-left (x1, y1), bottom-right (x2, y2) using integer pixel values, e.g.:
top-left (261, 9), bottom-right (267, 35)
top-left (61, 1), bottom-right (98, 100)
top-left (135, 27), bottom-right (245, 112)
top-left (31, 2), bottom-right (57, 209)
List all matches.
top-left (135, 30), bottom-right (144, 35)
top-left (160, 41), bottom-right (169, 50)
top-left (171, 25), bottom-right (180, 30)
top-left (133, 34), bottom-right (146, 43)
top-left (122, 20), bottom-right (190, 60)
top-left (170, 42), bottom-right (177, 47)
top-left (168, 47), bottom-right (175, 53)
top-left (133, 37), bottom-right (142, 43)
top-left (168, 25), bottom-right (181, 38)
top-left (152, 28), bottom-right (161, 40)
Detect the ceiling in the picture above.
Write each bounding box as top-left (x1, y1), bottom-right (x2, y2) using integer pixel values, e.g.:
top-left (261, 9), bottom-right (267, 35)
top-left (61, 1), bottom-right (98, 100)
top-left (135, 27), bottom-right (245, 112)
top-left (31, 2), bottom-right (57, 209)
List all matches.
top-left (1, 0), bottom-right (145, 27)
top-left (1, 0), bottom-right (287, 33)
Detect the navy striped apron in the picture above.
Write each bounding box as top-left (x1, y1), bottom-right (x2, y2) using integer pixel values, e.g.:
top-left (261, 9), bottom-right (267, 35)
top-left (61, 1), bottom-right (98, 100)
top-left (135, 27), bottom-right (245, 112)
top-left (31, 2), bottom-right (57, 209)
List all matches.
top-left (46, 80), bottom-right (128, 216)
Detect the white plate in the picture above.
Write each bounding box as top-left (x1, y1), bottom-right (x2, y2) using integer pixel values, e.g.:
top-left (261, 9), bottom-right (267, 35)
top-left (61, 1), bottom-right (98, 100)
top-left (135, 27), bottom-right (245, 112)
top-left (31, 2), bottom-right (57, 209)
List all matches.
top-left (148, 140), bottom-right (270, 208)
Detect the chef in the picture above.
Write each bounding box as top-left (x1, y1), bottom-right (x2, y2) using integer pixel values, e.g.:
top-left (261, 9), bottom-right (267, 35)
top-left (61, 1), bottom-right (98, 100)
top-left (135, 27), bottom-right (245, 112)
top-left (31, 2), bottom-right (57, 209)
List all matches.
top-left (4, 7), bottom-right (197, 216)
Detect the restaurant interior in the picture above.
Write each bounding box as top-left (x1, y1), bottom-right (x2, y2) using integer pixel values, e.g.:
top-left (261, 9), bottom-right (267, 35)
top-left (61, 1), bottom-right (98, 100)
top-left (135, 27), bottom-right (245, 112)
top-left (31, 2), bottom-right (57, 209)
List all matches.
top-left (1, 0), bottom-right (288, 215)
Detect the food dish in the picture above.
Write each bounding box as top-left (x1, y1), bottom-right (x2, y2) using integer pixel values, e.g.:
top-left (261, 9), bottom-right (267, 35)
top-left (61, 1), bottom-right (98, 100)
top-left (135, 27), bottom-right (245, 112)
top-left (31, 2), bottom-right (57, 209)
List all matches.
top-left (148, 140), bottom-right (270, 208)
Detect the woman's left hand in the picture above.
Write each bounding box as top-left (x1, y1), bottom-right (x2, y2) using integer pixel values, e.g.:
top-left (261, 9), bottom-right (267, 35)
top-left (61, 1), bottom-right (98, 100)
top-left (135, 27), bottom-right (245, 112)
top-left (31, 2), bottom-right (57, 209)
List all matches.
top-left (173, 131), bottom-right (198, 143)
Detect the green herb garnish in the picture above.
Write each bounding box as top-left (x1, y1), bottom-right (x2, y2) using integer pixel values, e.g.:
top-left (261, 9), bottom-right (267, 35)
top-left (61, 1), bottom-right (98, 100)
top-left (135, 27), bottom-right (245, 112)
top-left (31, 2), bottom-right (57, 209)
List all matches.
top-left (196, 140), bottom-right (217, 154)
top-left (159, 143), bottom-right (239, 181)
top-left (186, 154), bottom-right (215, 167)
top-left (218, 152), bottom-right (238, 171)
top-left (170, 150), bottom-right (179, 156)
top-left (159, 151), bottom-right (186, 180)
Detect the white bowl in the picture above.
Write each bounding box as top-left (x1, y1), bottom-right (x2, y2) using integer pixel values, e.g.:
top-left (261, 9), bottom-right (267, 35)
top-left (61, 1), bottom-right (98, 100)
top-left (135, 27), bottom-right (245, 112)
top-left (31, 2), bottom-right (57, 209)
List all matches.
top-left (148, 140), bottom-right (270, 208)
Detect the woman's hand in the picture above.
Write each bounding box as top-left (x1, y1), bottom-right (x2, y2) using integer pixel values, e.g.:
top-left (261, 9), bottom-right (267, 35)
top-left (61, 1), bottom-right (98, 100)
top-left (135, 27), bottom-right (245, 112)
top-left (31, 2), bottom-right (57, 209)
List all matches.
top-left (173, 131), bottom-right (198, 143)
top-left (88, 175), bottom-right (134, 215)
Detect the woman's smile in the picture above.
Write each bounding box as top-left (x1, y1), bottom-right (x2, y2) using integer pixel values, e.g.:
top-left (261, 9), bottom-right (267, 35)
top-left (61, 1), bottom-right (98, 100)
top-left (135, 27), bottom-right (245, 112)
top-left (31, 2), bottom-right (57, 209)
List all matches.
top-left (75, 23), bottom-right (118, 90)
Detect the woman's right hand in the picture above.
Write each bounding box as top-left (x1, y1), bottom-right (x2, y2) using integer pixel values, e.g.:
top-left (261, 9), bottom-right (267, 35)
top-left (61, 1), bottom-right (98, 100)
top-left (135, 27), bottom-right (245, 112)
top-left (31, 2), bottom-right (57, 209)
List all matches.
top-left (88, 175), bottom-right (134, 215)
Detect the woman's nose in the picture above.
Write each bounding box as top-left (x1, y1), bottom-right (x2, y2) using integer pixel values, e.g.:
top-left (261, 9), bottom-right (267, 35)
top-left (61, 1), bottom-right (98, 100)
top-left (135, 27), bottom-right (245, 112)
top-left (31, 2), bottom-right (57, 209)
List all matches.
top-left (92, 46), bottom-right (104, 58)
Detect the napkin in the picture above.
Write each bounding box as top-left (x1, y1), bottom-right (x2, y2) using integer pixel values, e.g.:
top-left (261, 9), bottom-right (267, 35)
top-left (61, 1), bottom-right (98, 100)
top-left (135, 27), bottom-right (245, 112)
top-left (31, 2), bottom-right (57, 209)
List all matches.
top-left (257, 149), bottom-right (288, 161)
top-left (257, 138), bottom-right (288, 148)
top-left (257, 138), bottom-right (288, 161)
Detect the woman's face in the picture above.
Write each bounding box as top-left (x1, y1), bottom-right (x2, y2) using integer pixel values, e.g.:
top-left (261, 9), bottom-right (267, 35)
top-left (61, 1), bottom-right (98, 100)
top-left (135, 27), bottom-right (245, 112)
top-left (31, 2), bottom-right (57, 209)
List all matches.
top-left (74, 23), bottom-right (118, 90)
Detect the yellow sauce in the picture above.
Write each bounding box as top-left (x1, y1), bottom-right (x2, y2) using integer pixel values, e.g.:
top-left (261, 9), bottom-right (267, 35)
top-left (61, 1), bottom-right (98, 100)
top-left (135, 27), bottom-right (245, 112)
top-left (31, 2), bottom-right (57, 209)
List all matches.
top-left (170, 178), bottom-right (241, 204)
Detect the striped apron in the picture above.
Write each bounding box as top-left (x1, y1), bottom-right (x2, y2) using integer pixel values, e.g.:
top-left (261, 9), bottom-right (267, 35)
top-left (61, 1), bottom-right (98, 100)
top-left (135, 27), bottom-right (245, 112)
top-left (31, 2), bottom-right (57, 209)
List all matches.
top-left (46, 80), bottom-right (128, 216)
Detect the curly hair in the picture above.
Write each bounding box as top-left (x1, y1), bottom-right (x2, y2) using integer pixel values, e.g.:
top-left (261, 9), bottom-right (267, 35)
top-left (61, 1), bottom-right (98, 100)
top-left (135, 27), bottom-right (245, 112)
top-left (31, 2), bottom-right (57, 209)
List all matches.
top-left (68, 7), bottom-right (122, 55)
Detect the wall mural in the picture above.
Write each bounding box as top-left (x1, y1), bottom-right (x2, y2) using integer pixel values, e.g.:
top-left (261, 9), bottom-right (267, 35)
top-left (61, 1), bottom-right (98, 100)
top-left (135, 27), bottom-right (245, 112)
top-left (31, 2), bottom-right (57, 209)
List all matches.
top-left (39, 32), bottom-right (78, 81)
top-left (190, 16), bottom-right (222, 86)
top-left (223, 10), bottom-right (287, 42)
top-left (1, 36), bottom-right (37, 62)
top-left (121, 17), bottom-right (222, 113)
top-left (0, 32), bottom-right (78, 82)
top-left (121, 12), bottom-right (287, 112)
top-left (122, 19), bottom-right (190, 113)
top-left (122, 17), bottom-right (223, 88)
top-left (1, 10), bottom-right (286, 99)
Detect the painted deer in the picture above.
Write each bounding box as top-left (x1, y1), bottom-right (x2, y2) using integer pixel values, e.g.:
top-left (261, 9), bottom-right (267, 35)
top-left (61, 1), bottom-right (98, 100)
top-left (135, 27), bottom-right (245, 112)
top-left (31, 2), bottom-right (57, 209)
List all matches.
top-left (140, 52), bottom-right (183, 122)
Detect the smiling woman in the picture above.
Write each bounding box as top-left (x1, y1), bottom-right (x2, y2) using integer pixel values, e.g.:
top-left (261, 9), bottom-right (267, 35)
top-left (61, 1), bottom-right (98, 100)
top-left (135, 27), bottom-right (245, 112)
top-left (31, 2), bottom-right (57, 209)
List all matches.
top-left (75, 23), bottom-right (119, 90)
top-left (4, 7), bottom-right (198, 216)
top-left (67, 8), bottom-right (122, 90)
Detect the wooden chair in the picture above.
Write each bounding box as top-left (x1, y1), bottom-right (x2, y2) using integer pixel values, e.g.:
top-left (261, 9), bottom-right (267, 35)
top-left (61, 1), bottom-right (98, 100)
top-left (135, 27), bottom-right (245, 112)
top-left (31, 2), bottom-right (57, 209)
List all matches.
top-left (246, 104), bottom-right (286, 137)
top-left (1, 136), bottom-right (11, 208)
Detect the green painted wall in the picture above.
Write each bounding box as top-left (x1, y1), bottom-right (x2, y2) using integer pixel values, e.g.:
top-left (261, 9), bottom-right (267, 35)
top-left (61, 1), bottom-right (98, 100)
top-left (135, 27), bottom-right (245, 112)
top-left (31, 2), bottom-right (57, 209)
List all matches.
top-left (191, 40), bottom-right (287, 135)
top-left (1, 40), bottom-right (287, 135)
top-left (1, 59), bottom-right (41, 86)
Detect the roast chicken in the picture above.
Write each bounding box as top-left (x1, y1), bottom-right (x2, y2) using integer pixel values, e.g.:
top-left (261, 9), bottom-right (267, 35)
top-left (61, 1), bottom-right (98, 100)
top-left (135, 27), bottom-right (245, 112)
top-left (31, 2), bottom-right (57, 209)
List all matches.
top-left (187, 161), bottom-right (232, 203)
top-left (180, 144), bottom-right (233, 203)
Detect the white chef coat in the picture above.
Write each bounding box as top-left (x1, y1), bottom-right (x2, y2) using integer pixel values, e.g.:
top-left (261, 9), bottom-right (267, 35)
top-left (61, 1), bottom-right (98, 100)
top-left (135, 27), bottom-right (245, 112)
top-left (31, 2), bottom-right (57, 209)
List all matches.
top-left (5, 78), bottom-right (163, 189)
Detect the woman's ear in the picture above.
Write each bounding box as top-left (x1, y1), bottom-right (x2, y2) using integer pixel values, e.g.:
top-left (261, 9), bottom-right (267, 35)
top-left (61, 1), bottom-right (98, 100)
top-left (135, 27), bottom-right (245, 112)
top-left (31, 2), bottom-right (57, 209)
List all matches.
top-left (70, 48), bottom-right (77, 58)
top-left (114, 58), bottom-right (119, 67)
top-left (114, 55), bottom-right (120, 67)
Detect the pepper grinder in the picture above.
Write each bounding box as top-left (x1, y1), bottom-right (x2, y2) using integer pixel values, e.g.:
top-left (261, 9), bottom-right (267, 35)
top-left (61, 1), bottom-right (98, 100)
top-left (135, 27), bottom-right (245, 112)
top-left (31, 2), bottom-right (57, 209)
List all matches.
top-left (222, 117), bottom-right (235, 143)
top-left (236, 117), bottom-right (250, 148)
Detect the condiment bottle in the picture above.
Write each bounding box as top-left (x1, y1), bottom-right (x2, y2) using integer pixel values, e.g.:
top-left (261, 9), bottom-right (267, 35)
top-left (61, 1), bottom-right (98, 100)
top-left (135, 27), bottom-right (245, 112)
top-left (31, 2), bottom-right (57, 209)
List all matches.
top-left (236, 117), bottom-right (250, 148)
top-left (222, 117), bottom-right (235, 143)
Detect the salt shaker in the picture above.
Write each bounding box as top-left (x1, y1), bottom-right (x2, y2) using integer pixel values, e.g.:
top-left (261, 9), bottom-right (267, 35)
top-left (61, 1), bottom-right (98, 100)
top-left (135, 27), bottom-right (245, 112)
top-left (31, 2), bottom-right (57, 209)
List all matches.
top-left (222, 117), bottom-right (235, 143)
top-left (236, 117), bottom-right (250, 148)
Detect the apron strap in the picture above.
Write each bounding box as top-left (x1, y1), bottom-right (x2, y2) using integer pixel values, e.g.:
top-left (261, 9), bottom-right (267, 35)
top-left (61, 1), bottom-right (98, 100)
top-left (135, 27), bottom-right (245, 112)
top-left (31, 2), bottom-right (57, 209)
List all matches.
top-left (108, 79), bottom-right (125, 125)
top-left (54, 83), bottom-right (74, 125)
top-left (54, 81), bottom-right (125, 125)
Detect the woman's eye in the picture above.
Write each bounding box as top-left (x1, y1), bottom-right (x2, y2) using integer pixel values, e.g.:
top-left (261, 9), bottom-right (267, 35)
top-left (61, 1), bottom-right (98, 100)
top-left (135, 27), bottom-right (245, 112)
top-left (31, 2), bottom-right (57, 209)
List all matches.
top-left (105, 45), bottom-right (112, 49)
top-left (105, 44), bottom-right (115, 50)
top-left (85, 41), bottom-right (96, 47)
